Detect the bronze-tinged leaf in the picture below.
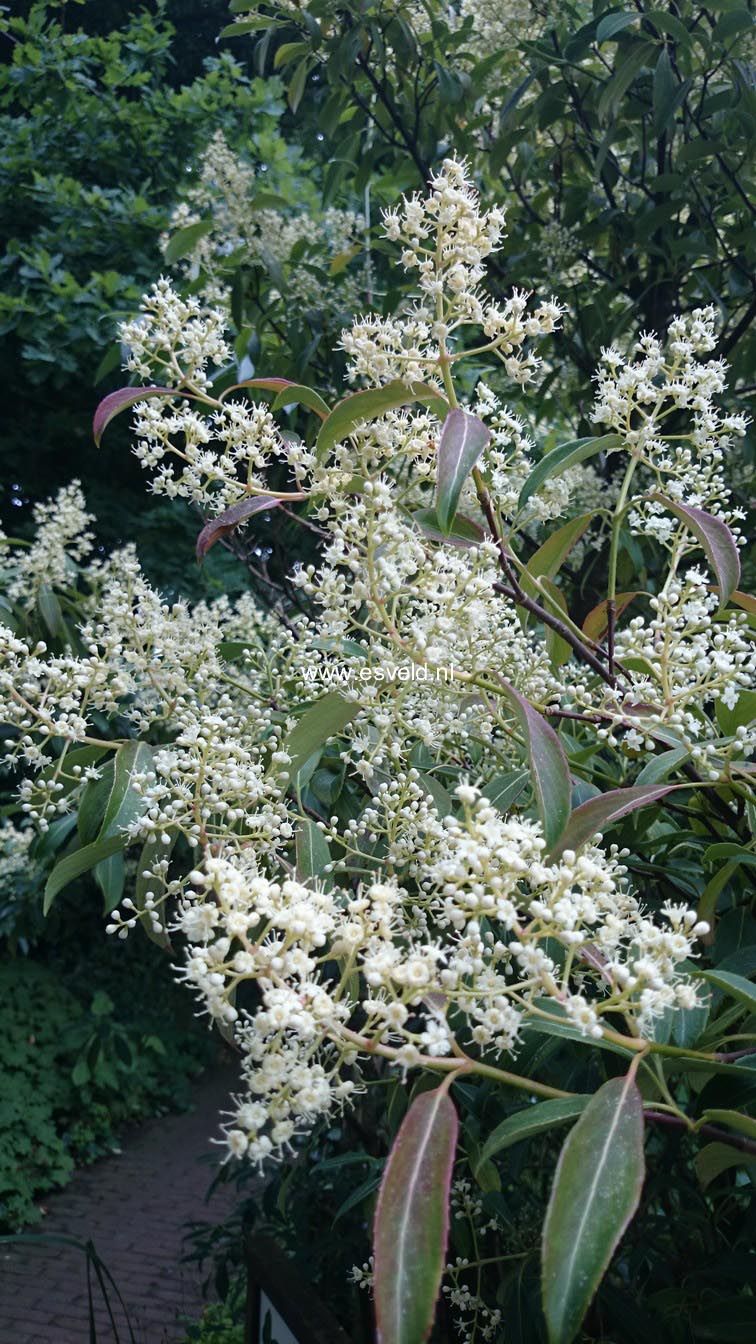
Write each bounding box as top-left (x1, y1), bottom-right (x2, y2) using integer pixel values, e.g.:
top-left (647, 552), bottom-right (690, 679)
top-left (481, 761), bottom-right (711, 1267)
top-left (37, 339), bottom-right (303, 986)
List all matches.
top-left (93, 385), bottom-right (175, 447)
top-left (196, 494), bottom-right (304, 559)
top-left (498, 681), bottom-right (571, 849)
top-left (548, 784), bottom-right (674, 860)
top-left (374, 1086), bottom-right (458, 1344)
top-left (647, 493), bottom-right (741, 607)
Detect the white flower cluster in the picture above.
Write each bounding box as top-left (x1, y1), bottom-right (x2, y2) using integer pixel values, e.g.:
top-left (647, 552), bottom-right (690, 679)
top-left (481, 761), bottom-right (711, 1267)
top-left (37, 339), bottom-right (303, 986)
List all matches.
top-left (163, 130), bottom-right (363, 318)
top-left (341, 157), bottom-right (563, 389)
top-left (120, 277), bottom-right (231, 390)
top-left (165, 785), bottom-right (708, 1162)
top-left (593, 308), bottom-right (749, 540)
top-left (1, 481), bottom-right (94, 609)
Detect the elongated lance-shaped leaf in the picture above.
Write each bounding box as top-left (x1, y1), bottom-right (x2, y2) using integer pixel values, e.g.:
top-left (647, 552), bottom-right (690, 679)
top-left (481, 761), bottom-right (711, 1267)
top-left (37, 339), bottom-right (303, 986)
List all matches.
top-left (698, 969), bottom-right (756, 1015)
top-left (196, 493), bottom-right (305, 560)
top-left (412, 507), bottom-right (486, 549)
top-left (647, 493), bottom-right (741, 607)
top-left (295, 818), bottom-right (332, 885)
top-left (271, 383), bottom-right (330, 419)
top-left (498, 681), bottom-right (571, 849)
top-left (521, 513), bottom-right (593, 606)
top-left (542, 1074), bottom-right (645, 1344)
top-left (518, 435), bottom-right (622, 512)
top-left (476, 1097), bottom-right (591, 1173)
top-left (374, 1086), bottom-right (458, 1344)
top-left (435, 409), bottom-right (490, 534)
top-left (548, 783), bottom-right (674, 861)
top-left (99, 740), bottom-right (154, 839)
top-left (316, 379), bottom-right (447, 460)
top-left (284, 691), bottom-right (357, 778)
top-left (93, 386), bottom-right (174, 447)
top-left (44, 833), bottom-right (128, 915)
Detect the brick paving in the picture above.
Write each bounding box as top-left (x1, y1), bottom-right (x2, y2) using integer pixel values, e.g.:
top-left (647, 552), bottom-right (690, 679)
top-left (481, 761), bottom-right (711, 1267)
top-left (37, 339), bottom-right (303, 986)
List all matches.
top-left (0, 1064), bottom-right (241, 1344)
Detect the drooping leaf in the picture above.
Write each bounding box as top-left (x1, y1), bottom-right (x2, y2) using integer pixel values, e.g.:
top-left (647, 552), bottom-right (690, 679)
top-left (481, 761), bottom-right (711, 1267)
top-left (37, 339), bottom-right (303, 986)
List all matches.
top-left (542, 1074), bottom-right (645, 1344)
top-left (435, 409), bottom-right (490, 534)
top-left (518, 435), bottom-right (622, 511)
top-left (316, 380), bottom-right (447, 460)
top-left (163, 218), bottom-right (214, 264)
top-left (196, 494), bottom-right (304, 559)
top-left (703, 842), bottom-right (756, 870)
top-left (647, 493), bottom-right (741, 607)
top-left (374, 1086), bottom-right (458, 1344)
top-left (477, 1097), bottom-right (591, 1172)
top-left (596, 12), bottom-right (639, 41)
top-left (37, 583), bottom-right (63, 639)
top-left (93, 386), bottom-right (174, 447)
top-left (549, 784), bottom-right (674, 860)
top-left (44, 833), bottom-right (128, 914)
top-left (285, 692), bottom-right (357, 778)
top-left (498, 682), bottom-right (571, 849)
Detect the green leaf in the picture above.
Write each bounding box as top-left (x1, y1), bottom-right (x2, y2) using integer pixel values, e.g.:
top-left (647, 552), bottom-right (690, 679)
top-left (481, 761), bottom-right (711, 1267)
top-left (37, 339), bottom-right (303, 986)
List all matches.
top-left (498, 683), bottom-right (571, 849)
top-left (698, 969), bottom-right (756, 1014)
top-left (694, 1142), bottom-right (755, 1191)
top-left (647, 494), bottom-right (740, 607)
top-left (435, 409), bottom-right (490, 535)
top-left (542, 1074), bottom-right (645, 1344)
top-left (518, 436), bottom-right (622, 512)
top-left (288, 58), bottom-right (309, 114)
top-left (522, 514), bottom-right (593, 604)
top-left (163, 218), bottom-right (214, 265)
top-left (596, 13), bottom-right (639, 41)
top-left (703, 842), bottom-right (756, 870)
top-left (477, 1097), bottom-right (591, 1171)
top-left (99, 740), bottom-right (153, 840)
top-left (316, 380), bottom-right (447, 460)
top-left (271, 384), bottom-right (330, 419)
top-left (37, 583), bottom-right (63, 639)
top-left (635, 746), bottom-right (690, 785)
top-left (700, 1109), bottom-right (756, 1142)
top-left (598, 41), bottom-right (657, 123)
top-left (481, 770), bottom-right (529, 813)
top-left (549, 784), bottom-right (674, 861)
top-left (412, 507), bottom-right (485, 549)
top-left (374, 1086), bottom-right (458, 1344)
top-left (419, 774), bottom-right (455, 819)
top-left (135, 831), bottom-right (175, 950)
top-left (44, 833), bottom-right (128, 914)
top-left (295, 818), bottom-right (332, 883)
top-left (285, 692), bottom-right (357, 777)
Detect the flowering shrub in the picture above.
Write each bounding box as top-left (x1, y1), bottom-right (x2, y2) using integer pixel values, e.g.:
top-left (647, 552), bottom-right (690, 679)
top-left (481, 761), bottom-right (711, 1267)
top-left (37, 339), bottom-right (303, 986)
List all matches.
top-left (2, 158), bottom-right (755, 1343)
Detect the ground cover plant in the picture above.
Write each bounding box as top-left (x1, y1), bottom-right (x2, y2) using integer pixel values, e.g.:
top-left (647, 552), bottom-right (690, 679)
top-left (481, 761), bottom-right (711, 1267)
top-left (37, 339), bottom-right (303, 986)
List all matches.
top-left (1, 2), bottom-right (755, 1342)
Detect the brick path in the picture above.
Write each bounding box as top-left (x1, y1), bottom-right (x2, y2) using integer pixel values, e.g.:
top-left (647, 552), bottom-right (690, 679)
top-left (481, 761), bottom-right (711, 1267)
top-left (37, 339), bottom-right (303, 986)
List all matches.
top-left (0, 1064), bottom-right (241, 1344)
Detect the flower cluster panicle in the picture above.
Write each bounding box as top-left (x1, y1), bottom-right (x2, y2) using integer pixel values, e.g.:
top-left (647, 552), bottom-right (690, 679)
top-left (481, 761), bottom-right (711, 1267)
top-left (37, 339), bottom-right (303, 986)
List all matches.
top-left (1, 481), bottom-right (94, 610)
top-left (593, 307), bottom-right (749, 540)
top-left (341, 156), bottom-right (563, 389)
top-left (120, 277), bottom-right (231, 390)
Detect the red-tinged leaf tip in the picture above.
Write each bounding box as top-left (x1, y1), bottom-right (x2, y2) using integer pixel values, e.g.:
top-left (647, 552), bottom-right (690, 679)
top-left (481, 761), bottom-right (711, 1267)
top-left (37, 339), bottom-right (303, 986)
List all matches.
top-left (648, 493), bottom-right (741, 607)
top-left (93, 386), bottom-right (175, 447)
top-left (549, 783), bottom-right (675, 861)
top-left (374, 1087), bottom-right (458, 1344)
top-left (196, 494), bottom-right (301, 560)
